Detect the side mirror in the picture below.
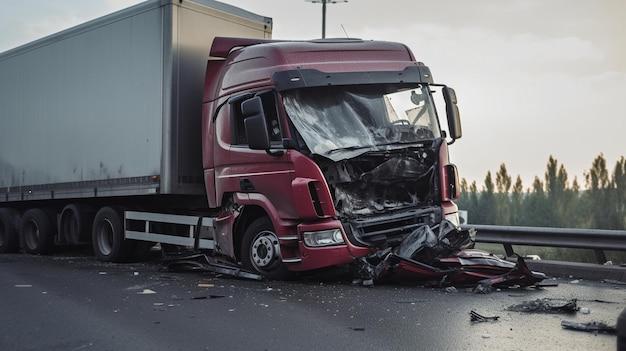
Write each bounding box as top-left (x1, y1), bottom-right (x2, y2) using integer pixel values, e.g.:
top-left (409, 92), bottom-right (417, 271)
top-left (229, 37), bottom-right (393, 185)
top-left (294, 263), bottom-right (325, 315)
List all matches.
top-left (241, 96), bottom-right (270, 150)
top-left (442, 87), bottom-right (462, 140)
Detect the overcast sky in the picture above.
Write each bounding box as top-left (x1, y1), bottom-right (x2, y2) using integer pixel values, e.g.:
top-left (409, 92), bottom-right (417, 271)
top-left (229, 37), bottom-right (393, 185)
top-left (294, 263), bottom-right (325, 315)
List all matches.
top-left (1, 0), bottom-right (624, 189)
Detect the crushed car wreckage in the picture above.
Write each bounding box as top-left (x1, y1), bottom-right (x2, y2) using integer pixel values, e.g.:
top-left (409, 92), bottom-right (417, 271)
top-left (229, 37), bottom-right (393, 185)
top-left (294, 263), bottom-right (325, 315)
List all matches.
top-left (352, 220), bottom-right (546, 288)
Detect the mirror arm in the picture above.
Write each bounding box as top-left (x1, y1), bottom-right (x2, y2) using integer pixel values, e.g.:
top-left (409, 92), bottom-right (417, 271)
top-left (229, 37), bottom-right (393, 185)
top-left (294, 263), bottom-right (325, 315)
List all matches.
top-left (447, 138), bottom-right (456, 146)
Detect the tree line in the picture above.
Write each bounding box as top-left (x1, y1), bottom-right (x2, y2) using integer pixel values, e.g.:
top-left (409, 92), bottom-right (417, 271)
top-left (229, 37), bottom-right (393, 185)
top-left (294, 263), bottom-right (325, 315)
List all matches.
top-left (457, 154), bottom-right (626, 230)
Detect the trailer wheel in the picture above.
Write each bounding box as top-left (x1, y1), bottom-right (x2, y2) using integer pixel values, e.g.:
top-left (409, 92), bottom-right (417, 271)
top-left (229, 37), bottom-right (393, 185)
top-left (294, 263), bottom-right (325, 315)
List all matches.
top-left (59, 204), bottom-right (94, 245)
top-left (20, 209), bottom-right (56, 254)
top-left (0, 209), bottom-right (20, 253)
top-left (92, 207), bottom-right (134, 262)
top-left (241, 217), bottom-right (291, 280)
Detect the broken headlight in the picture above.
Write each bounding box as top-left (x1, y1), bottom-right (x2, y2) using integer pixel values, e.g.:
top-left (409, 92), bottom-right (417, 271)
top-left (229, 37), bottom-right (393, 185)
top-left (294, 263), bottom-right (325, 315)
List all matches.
top-left (303, 229), bottom-right (345, 247)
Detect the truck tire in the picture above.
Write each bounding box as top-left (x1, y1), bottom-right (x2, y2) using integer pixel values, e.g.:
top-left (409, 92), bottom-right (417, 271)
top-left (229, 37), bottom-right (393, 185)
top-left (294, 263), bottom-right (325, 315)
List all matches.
top-left (241, 217), bottom-right (292, 280)
top-left (20, 209), bottom-right (56, 254)
top-left (0, 209), bottom-right (20, 253)
top-left (59, 204), bottom-right (94, 245)
top-left (92, 207), bottom-right (135, 262)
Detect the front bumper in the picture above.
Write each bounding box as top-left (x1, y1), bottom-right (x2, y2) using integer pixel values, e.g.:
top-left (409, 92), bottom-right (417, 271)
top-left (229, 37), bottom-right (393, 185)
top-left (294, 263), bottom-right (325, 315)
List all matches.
top-left (281, 219), bottom-right (371, 272)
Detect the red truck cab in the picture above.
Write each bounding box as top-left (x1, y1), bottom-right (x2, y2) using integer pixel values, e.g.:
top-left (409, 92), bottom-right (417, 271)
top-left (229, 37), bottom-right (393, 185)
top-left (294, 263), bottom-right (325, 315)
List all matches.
top-left (202, 38), bottom-right (462, 278)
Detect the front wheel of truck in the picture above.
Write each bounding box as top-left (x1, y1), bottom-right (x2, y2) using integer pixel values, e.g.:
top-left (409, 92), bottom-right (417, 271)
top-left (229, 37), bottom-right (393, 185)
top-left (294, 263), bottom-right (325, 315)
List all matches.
top-left (241, 217), bottom-right (292, 280)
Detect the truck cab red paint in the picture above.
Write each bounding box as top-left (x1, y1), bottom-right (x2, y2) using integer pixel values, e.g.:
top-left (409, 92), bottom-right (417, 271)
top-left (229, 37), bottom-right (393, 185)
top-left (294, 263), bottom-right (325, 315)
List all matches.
top-left (201, 38), bottom-right (461, 272)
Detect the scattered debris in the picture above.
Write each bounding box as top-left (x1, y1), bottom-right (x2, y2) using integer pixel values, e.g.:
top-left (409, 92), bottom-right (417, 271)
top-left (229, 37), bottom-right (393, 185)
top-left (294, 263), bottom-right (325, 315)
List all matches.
top-left (481, 334), bottom-right (491, 339)
top-left (603, 261), bottom-right (613, 266)
top-left (192, 295), bottom-right (226, 300)
top-left (197, 283), bottom-right (215, 288)
top-left (582, 299), bottom-right (618, 304)
top-left (570, 279), bottom-right (580, 284)
top-left (98, 272), bottom-right (107, 275)
top-left (350, 327), bottom-right (366, 331)
top-left (259, 303), bottom-right (269, 308)
top-left (535, 281), bottom-right (559, 288)
top-left (602, 279), bottom-right (626, 286)
top-left (133, 272), bottom-right (139, 276)
top-left (352, 220), bottom-right (545, 289)
top-left (395, 300), bottom-right (427, 304)
top-left (580, 307), bottom-right (591, 314)
top-left (507, 298), bottom-right (579, 314)
top-left (472, 282), bottom-right (493, 294)
top-left (444, 287), bottom-right (457, 293)
top-left (14, 284), bottom-right (32, 288)
top-left (228, 309), bottom-right (236, 312)
top-left (153, 303), bottom-right (164, 306)
top-left (561, 320), bottom-right (616, 335)
top-left (164, 253), bottom-right (262, 281)
top-left (137, 289), bottom-right (157, 295)
top-left (470, 310), bottom-right (500, 323)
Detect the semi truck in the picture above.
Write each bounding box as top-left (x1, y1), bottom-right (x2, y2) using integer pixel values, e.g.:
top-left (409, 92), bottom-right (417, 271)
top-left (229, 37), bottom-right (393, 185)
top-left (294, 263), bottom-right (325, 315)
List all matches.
top-left (0, 0), bottom-right (462, 279)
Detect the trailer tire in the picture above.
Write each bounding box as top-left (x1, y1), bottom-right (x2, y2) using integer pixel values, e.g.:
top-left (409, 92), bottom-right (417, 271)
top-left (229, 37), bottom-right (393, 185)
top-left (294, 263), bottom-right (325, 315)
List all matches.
top-left (241, 217), bottom-right (292, 280)
top-left (0, 209), bottom-right (20, 253)
top-left (59, 204), bottom-right (94, 245)
top-left (92, 207), bottom-right (135, 262)
top-left (20, 209), bottom-right (56, 254)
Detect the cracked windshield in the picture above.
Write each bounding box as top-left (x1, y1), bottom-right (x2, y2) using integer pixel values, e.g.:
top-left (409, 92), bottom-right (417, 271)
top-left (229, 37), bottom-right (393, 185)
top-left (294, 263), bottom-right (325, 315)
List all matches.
top-left (283, 84), bottom-right (441, 157)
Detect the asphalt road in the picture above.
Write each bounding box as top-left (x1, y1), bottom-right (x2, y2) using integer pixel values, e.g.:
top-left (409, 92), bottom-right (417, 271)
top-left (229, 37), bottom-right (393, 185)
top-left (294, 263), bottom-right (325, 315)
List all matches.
top-left (1, 250), bottom-right (624, 351)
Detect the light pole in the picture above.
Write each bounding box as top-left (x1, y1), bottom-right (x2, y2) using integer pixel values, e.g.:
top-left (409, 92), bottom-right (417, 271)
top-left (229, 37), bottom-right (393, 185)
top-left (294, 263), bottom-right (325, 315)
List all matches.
top-left (305, 0), bottom-right (348, 39)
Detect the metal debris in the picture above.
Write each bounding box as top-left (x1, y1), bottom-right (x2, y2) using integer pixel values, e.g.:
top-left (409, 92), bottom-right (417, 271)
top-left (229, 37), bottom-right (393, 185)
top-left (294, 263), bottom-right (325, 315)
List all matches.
top-left (352, 220), bottom-right (545, 289)
top-left (561, 320), bottom-right (616, 335)
top-left (164, 253), bottom-right (262, 281)
top-left (507, 298), bottom-right (579, 314)
top-left (602, 279), bottom-right (626, 286)
top-left (137, 289), bottom-right (157, 295)
top-left (470, 310), bottom-right (500, 323)
top-left (192, 295), bottom-right (226, 300)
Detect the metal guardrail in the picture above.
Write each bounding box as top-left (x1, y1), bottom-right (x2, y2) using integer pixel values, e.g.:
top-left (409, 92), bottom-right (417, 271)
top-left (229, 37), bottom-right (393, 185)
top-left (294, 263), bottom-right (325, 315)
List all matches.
top-left (461, 224), bottom-right (626, 264)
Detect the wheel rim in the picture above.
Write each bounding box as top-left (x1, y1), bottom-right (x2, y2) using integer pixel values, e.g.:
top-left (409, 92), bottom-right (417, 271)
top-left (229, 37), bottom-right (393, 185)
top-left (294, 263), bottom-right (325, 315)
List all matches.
top-left (96, 219), bottom-right (114, 256)
top-left (24, 220), bottom-right (40, 251)
top-left (251, 230), bottom-right (281, 269)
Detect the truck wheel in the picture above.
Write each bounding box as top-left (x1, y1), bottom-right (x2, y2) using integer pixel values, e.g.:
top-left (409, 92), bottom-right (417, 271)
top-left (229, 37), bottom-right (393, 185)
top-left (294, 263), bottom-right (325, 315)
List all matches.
top-left (59, 204), bottom-right (94, 245)
top-left (241, 217), bottom-right (291, 280)
top-left (0, 209), bottom-right (20, 253)
top-left (92, 207), bottom-right (134, 262)
top-left (20, 209), bottom-right (56, 254)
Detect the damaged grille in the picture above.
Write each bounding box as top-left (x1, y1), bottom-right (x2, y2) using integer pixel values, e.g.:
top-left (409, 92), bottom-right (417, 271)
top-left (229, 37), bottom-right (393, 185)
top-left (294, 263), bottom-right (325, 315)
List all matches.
top-left (344, 207), bottom-right (440, 247)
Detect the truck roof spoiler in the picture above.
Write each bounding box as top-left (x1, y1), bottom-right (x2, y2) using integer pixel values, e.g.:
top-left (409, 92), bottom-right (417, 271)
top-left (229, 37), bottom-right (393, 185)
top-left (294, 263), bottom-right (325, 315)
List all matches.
top-left (209, 37), bottom-right (364, 58)
top-left (210, 37), bottom-right (280, 58)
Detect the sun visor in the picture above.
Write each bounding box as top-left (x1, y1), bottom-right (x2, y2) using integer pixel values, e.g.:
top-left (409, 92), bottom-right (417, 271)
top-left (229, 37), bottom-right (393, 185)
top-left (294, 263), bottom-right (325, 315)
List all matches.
top-left (272, 65), bottom-right (434, 91)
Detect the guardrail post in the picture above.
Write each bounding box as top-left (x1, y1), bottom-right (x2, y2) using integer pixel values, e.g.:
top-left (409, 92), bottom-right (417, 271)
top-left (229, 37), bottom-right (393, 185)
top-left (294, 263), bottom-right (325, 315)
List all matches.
top-left (594, 249), bottom-right (607, 264)
top-left (503, 243), bottom-right (514, 257)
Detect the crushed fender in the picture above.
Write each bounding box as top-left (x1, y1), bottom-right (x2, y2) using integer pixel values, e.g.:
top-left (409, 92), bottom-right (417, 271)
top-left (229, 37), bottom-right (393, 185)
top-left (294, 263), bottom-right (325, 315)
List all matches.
top-left (561, 320), bottom-right (616, 335)
top-left (353, 220), bottom-right (546, 289)
top-left (507, 298), bottom-right (579, 314)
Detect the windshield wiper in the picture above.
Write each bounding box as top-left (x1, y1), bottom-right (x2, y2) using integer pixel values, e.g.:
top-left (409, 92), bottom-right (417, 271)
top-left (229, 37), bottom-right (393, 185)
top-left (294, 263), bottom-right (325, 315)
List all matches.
top-left (327, 145), bottom-right (374, 155)
top-left (376, 141), bottom-right (427, 147)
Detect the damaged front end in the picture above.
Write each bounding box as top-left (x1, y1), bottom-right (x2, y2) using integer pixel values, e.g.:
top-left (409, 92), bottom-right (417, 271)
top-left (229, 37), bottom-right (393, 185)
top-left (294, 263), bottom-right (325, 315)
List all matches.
top-left (315, 142), bottom-right (441, 248)
top-left (353, 221), bottom-right (546, 289)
